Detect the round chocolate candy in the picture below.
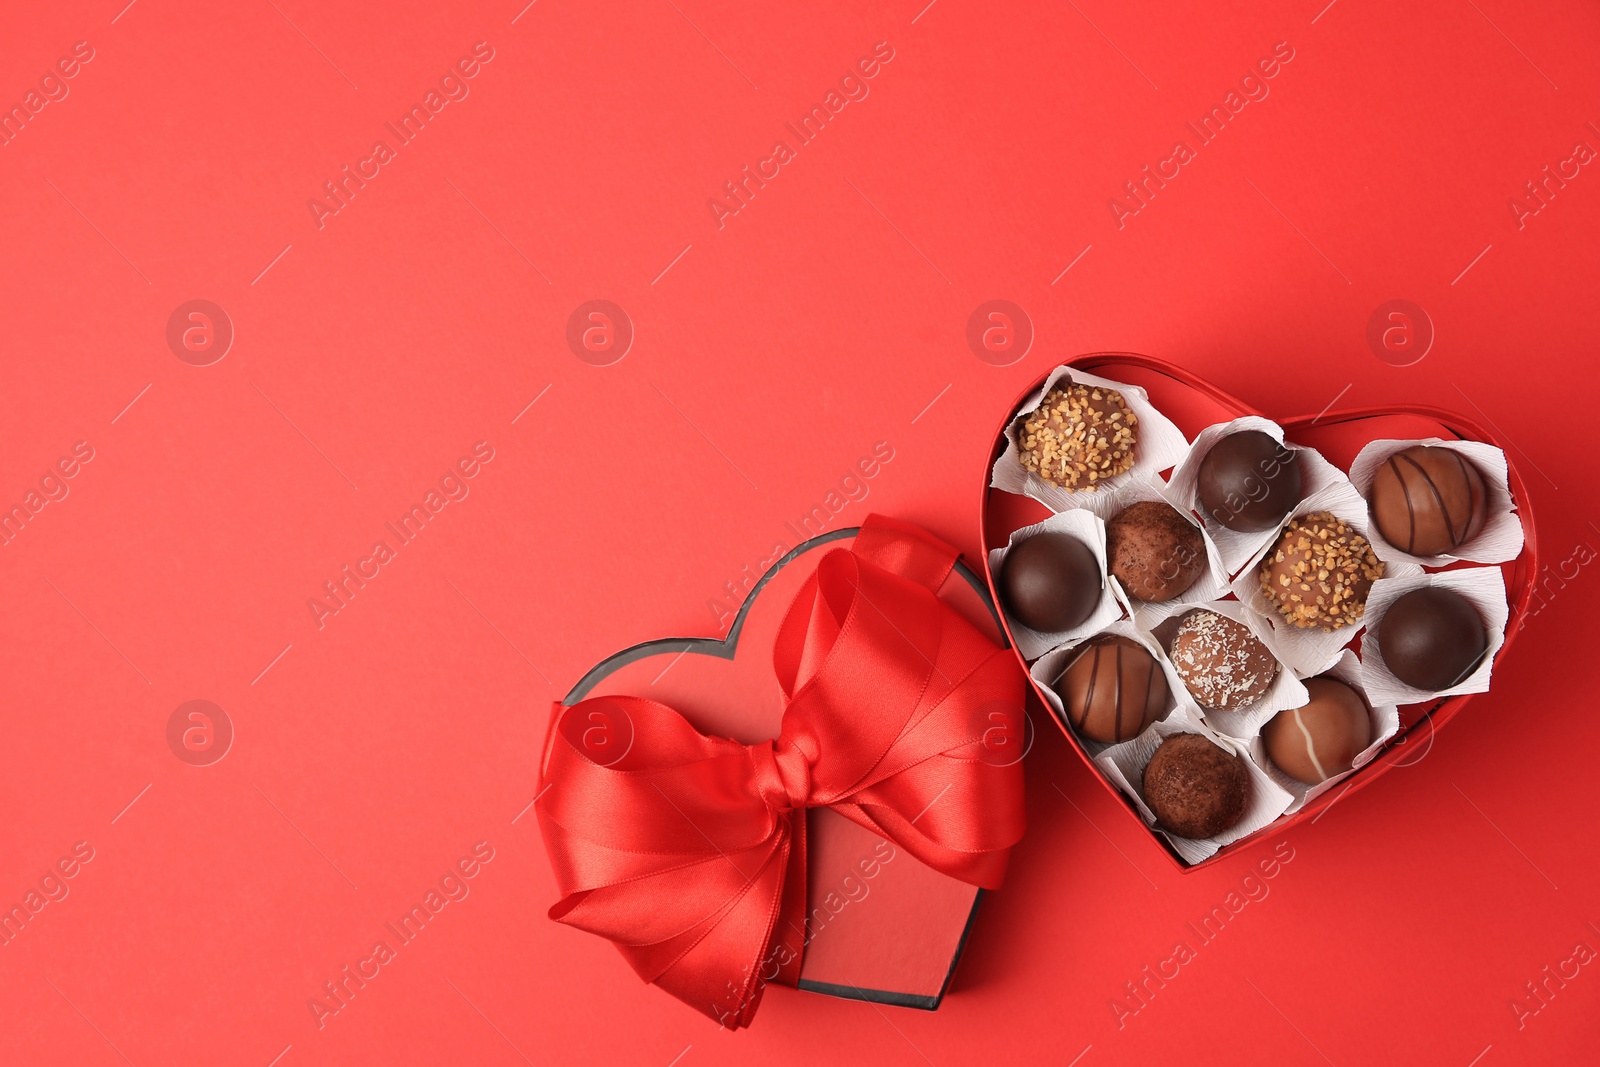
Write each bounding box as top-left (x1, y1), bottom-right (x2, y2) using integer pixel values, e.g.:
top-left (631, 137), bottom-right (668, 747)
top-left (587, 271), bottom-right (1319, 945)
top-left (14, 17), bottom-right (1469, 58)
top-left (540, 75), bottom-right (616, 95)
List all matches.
top-left (1197, 430), bottom-right (1303, 533)
top-left (998, 532), bottom-right (1102, 633)
top-left (1105, 501), bottom-right (1207, 602)
top-left (1142, 733), bottom-right (1251, 839)
top-left (1259, 511), bottom-right (1385, 631)
top-left (1017, 382), bottom-right (1138, 490)
top-left (1376, 586), bottom-right (1488, 691)
top-left (1262, 677), bottom-right (1372, 785)
top-left (1051, 636), bottom-right (1167, 743)
top-left (1368, 445), bottom-right (1489, 557)
top-left (1170, 610), bottom-right (1278, 712)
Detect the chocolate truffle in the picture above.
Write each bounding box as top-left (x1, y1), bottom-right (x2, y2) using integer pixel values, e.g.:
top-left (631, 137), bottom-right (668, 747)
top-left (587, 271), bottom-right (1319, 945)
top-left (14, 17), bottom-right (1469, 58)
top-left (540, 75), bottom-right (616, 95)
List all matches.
top-left (1259, 512), bottom-right (1385, 631)
top-left (1368, 445), bottom-right (1489, 557)
top-left (1196, 430), bottom-right (1303, 533)
top-left (1170, 610), bottom-right (1279, 712)
top-left (1262, 677), bottom-right (1372, 785)
top-left (999, 532), bottom-right (1102, 633)
top-left (1376, 586), bottom-right (1489, 691)
top-left (1142, 733), bottom-right (1251, 838)
top-left (1105, 501), bottom-right (1207, 602)
top-left (1018, 381), bottom-right (1138, 490)
top-left (1052, 636), bottom-right (1167, 743)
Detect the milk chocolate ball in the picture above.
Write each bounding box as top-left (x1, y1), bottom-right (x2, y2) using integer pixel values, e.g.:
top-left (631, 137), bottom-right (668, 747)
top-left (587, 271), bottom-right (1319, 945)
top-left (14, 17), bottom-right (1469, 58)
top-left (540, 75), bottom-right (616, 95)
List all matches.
top-left (1259, 512), bottom-right (1385, 631)
top-left (999, 532), bottom-right (1102, 633)
top-left (1105, 501), bottom-right (1207, 602)
top-left (1143, 734), bottom-right (1251, 838)
top-left (1376, 586), bottom-right (1488, 691)
top-left (1368, 445), bottom-right (1489, 557)
top-left (1262, 677), bottom-right (1372, 785)
top-left (1197, 431), bottom-right (1303, 533)
top-left (1170, 610), bottom-right (1278, 712)
top-left (1052, 636), bottom-right (1167, 743)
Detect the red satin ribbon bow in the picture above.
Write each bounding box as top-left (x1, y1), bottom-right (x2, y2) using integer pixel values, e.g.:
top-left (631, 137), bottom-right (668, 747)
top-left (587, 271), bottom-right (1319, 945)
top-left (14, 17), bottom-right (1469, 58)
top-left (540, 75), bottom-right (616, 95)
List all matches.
top-left (537, 516), bottom-right (1027, 1029)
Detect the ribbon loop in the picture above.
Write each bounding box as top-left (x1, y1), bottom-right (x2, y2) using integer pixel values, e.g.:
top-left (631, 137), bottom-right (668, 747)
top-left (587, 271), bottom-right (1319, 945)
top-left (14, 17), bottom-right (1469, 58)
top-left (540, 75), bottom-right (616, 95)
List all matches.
top-left (537, 515), bottom-right (1026, 1028)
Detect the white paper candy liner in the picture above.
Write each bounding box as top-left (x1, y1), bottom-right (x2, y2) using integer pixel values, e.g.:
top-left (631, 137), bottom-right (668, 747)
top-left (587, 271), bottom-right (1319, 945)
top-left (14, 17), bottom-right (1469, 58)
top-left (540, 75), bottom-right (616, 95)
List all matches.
top-left (1249, 650), bottom-right (1401, 814)
top-left (1135, 599), bottom-right (1311, 741)
top-left (1093, 711), bottom-right (1295, 865)
top-left (987, 509), bottom-right (1124, 661)
top-left (1347, 438), bottom-right (1524, 567)
top-left (1098, 477), bottom-right (1233, 631)
top-left (1358, 567), bottom-right (1509, 706)
top-left (1165, 417), bottom-right (1350, 576)
top-left (989, 366), bottom-right (1190, 514)
top-left (1231, 474), bottom-right (1425, 676)
top-left (1027, 618), bottom-right (1187, 752)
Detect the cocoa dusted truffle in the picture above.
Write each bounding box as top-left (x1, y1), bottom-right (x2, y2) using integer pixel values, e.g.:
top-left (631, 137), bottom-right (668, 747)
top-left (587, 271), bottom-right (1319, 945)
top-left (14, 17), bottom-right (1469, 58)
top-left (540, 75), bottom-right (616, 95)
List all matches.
top-left (1368, 445), bottom-right (1489, 557)
top-left (1170, 610), bottom-right (1278, 712)
top-left (999, 532), bottom-right (1102, 633)
top-left (1259, 512), bottom-right (1385, 631)
top-left (1142, 734), bottom-right (1251, 838)
top-left (1105, 501), bottom-right (1207, 602)
top-left (1262, 677), bottom-right (1372, 785)
top-left (1051, 636), bottom-right (1167, 743)
top-left (1017, 382), bottom-right (1138, 490)
top-left (1197, 430), bottom-right (1303, 533)
top-left (1376, 586), bottom-right (1489, 691)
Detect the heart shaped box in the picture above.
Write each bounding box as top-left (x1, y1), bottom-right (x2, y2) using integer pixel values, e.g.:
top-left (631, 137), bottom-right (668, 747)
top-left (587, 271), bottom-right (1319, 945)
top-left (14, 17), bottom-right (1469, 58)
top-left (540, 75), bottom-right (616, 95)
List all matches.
top-left (555, 529), bottom-right (1015, 1012)
top-left (981, 353), bottom-right (1539, 871)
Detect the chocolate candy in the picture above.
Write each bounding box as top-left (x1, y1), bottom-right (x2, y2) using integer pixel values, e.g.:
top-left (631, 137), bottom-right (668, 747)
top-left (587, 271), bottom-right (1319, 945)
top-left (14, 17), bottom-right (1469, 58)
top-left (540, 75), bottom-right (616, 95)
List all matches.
top-left (1142, 733), bottom-right (1251, 838)
top-left (1018, 382), bottom-right (1138, 490)
top-left (1262, 677), bottom-right (1372, 785)
top-left (999, 532), bottom-right (1102, 633)
top-left (1197, 430), bottom-right (1303, 532)
top-left (1376, 586), bottom-right (1488, 691)
top-left (1368, 445), bottom-right (1489, 557)
top-left (1051, 636), bottom-right (1167, 743)
top-left (1170, 610), bottom-right (1278, 712)
top-left (1105, 501), bottom-right (1207, 602)
top-left (1259, 511), bottom-right (1385, 631)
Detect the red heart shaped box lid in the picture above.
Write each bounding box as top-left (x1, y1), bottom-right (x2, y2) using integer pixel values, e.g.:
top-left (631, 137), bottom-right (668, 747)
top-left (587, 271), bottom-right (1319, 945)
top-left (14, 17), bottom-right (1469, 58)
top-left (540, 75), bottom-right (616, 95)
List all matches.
top-left (554, 528), bottom-right (1015, 1011)
top-left (981, 353), bottom-right (1538, 871)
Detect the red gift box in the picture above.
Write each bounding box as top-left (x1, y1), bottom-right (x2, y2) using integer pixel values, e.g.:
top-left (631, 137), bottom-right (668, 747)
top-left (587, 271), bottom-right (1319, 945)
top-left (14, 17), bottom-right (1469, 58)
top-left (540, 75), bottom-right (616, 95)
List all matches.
top-left (541, 521), bottom-right (1025, 1021)
top-left (982, 353), bottom-right (1539, 870)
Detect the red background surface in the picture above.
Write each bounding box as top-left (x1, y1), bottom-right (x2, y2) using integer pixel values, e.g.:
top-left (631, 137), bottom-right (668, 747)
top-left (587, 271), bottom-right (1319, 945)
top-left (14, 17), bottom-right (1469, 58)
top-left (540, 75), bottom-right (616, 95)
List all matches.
top-left (2, 1), bottom-right (1598, 1064)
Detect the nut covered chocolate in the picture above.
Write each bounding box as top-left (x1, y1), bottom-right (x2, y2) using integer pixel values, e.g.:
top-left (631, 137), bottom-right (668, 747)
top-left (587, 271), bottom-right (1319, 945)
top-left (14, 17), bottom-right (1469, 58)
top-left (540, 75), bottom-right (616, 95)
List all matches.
top-left (1017, 382), bottom-right (1138, 490)
top-left (1259, 511), bottom-right (1385, 631)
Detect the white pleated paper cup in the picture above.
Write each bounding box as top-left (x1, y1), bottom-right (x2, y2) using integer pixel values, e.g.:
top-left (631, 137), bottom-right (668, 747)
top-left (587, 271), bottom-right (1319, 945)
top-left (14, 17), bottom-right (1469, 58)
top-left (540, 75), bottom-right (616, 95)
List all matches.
top-left (1359, 567), bottom-right (1509, 706)
top-left (1348, 438), bottom-right (1524, 567)
top-left (1248, 650), bottom-right (1401, 814)
top-left (990, 366), bottom-right (1189, 514)
top-left (1095, 714), bottom-right (1295, 865)
top-left (987, 508), bottom-right (1123, 662)
top-left (1165, 417), bottom-right (1345, 577)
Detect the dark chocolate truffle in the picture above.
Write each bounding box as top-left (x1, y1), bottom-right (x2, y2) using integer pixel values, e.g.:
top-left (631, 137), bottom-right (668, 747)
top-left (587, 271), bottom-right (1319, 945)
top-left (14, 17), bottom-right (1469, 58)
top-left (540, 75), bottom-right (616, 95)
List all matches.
top-left (999, 532), bottom-right (1102, 633)
top-left (1018, 382), bottom-right (1138, 490)
top-left (1170, 610), bottom-right (1279, 711)
top-left (1052, 636), bottom-right (1167, 743)
top-left (1259, 511), bottom-right (1385, 631)
top-left (1262, 677), bottom-right (1372, 785)
top-left (1142, 733), bottom-right (1251, 838)
top-left (1105, 501), bottom-right (1207, 602)
top-left (1368, 445), bottom-right (1489, 557)
top-left (1376, 586), bottom-right (1488, 691)
top-left (1197, 430), bottom-right (1303, 532)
